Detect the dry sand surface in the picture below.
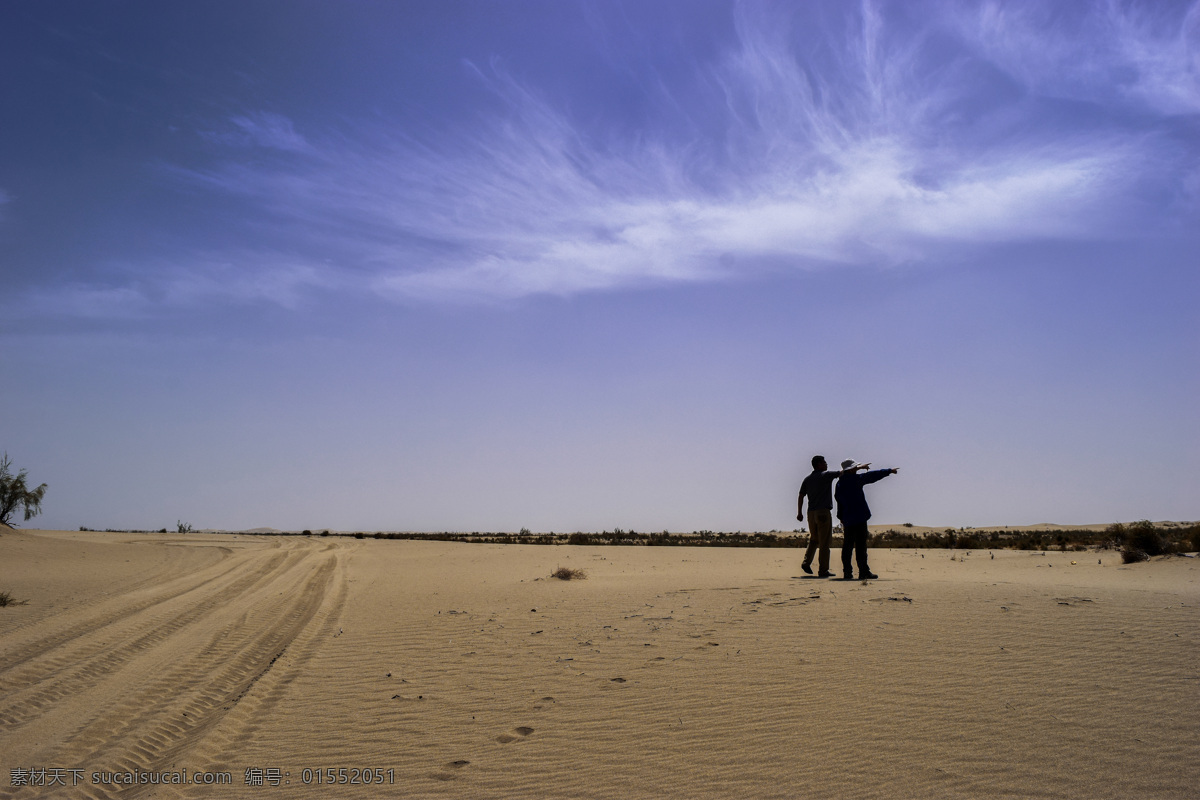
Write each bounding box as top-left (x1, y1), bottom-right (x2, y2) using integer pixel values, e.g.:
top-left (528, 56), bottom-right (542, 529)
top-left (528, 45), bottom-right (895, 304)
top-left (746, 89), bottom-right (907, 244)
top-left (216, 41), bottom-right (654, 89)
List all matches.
top-left (1, 529), bottom-right (1197, 799)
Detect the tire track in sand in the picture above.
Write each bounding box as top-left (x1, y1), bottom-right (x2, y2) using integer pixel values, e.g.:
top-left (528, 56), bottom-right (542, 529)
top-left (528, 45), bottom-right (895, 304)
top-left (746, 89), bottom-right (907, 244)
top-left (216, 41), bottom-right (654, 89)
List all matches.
top-left (0, 542), bottom-right (245, 674)
top-left (0, 537), bottom-right (349, 800)
top-left (0, 545), bottom-right (302, 725)
top-left (0, 540), bottom-right (238, 652)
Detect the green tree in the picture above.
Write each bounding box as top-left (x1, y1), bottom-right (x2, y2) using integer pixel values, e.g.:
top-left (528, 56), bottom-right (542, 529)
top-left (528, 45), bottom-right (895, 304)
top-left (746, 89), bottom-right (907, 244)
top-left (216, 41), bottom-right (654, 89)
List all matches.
top-left (0, 453), bottom-right (48, 527)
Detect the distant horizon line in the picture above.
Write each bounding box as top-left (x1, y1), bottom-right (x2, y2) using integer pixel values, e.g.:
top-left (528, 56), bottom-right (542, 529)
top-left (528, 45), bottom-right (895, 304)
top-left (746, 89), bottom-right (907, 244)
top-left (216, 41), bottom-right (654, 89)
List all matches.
top-left (35, 519), bottom-right (1199, 536)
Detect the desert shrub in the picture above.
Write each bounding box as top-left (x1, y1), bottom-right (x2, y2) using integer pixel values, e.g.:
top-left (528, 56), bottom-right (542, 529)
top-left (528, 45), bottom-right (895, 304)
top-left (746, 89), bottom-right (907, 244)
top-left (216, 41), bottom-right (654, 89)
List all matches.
top-left (1125, 520), bottom-right (1167, 556)
top-left (0, 590), bottom-right (29, 607)
top-left (550, 566), bottom-right (587, 580)
top-left (1121, 546), bottom-right (1150, 564)
top-left (566, 532), bottom-right (591, 545)
top-left (1157, 523), bottom-right (1200, 554)
top-left (1103, 523), bottom-right (1126, 550)
top-left (0, 454), bottom-right (47, 527)
top-left (354, 532), bottom-right (364, 539)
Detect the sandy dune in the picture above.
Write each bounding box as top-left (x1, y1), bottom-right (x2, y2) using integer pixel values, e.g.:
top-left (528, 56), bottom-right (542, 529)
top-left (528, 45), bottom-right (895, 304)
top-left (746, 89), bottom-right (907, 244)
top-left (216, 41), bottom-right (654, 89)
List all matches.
top-left (1, 529), bottom-right (1197, 799)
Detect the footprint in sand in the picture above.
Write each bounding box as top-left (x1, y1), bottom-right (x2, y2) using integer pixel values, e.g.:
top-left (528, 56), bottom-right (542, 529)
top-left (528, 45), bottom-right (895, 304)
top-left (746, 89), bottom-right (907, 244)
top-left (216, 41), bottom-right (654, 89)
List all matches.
top-left (496, 726), bottom-right (535, 743)
top-left (430, 760), bottom-right (471, 781)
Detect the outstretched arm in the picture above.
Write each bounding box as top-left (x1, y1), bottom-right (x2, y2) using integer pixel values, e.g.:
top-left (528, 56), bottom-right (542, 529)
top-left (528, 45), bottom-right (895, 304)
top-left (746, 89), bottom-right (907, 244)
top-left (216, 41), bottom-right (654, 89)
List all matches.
top-left (861, 467), bottom-right (900, 484)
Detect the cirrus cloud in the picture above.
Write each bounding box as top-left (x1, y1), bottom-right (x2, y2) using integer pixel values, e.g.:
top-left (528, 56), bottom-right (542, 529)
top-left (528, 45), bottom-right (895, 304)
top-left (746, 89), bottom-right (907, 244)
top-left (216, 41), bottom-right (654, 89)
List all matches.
top-left (143, 1), bottom-right (1200, 304)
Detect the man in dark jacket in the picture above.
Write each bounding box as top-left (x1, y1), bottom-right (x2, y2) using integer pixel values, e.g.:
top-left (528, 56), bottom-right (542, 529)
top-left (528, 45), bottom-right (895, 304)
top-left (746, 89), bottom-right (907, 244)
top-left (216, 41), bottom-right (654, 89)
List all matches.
top-left (834, 459), bottom-right (899, 580)
top-left (798, 455), bottom-right (869, 577)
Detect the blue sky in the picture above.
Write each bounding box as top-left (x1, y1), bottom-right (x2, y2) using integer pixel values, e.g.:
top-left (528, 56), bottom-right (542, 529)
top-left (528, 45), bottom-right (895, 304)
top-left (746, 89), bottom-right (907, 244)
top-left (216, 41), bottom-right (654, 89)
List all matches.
top-left (2, 0), bottom-right (1197, 532)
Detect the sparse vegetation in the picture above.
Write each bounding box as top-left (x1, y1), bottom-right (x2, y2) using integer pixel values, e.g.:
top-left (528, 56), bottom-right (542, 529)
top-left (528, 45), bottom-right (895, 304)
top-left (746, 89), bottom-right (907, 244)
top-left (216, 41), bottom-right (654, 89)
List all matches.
top-left (117, 521), bottom-right (1195, 553)
top-left (177, 520), bottom-right (192, 533)
top-left (1125, 520), bottom-right (1167, 555)
top-left (866, 521), bottom-right (1198, 554)
top-left (1112, 520), bottom-right (1170, 563)
top-left (0, 590), bottom-right (29, 607)
top-left (0, 453), bottom-right (48, 528)
top-left (1121, 546), bottom-right (1150, 564)
top-left (551, 566), bottom-right (587, 580)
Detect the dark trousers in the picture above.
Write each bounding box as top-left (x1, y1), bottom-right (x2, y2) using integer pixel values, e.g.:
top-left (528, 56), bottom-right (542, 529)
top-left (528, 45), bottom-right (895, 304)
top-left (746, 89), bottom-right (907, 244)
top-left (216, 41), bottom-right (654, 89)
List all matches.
top-left (841, 521), bottom-right (870, 576)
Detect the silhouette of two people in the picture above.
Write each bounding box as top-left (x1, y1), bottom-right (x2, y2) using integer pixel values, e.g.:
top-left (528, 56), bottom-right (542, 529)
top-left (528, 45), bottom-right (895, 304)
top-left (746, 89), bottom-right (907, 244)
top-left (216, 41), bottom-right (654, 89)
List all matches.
top-left (797, 455), bottom-right (899, 579)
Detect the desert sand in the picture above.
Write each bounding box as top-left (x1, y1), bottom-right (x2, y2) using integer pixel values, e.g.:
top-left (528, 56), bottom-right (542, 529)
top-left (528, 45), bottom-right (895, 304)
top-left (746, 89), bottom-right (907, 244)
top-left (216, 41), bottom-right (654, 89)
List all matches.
top-left (1, 528), bottom-right (1197, 799)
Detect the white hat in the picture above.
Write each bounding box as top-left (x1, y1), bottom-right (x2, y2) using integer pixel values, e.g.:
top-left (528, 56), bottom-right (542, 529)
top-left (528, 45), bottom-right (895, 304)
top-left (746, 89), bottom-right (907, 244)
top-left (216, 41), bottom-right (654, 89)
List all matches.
top-left (840, 459), bottom-right (858, 470)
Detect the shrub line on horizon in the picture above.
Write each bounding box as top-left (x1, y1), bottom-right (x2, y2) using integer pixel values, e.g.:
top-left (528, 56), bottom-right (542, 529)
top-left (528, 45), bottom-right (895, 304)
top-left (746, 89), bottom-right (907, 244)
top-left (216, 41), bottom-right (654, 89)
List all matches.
top-left (64, 521), bottom-right (1200, 554)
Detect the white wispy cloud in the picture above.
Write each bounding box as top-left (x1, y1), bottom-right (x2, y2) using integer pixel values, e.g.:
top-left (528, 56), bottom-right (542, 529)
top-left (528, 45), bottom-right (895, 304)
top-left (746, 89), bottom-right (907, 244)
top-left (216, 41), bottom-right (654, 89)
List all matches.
top-left (202, 111), bottom-right (313, 153)
top-left (17, 253), bottom-right (336, 319)
top-left (959, 0), bottom-right (1200, 115)
top-left (164, 1), bottom-right (1197, 304)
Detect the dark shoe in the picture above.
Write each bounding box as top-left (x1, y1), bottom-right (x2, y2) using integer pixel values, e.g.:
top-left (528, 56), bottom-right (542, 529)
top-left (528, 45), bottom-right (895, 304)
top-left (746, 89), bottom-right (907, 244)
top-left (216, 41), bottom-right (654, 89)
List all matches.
top-left (860, 572), bottom-right (879, 580)
top-left (843, 573), bottom-right (853, 580)
top-left (801, 563), bottom-right (813, 575)
top-left (817, 571), bottom-right (836, 578)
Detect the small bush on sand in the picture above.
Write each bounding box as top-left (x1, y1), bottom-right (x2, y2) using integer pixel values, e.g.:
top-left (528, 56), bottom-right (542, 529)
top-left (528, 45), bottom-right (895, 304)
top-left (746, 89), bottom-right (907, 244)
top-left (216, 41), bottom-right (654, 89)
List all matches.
top-left (1111, 520), bottom-right (1169, 562)
top-left (551, 566), bottom-right (587, 580)
top-left (1118, 520), bottom-right (1167, 563)
top-left (1121, 546), bottom-right (1150, 564)
top-left (1126, 520), bottom-right (1167, 556)
top-left (0, 590), bottom-right (29, 607)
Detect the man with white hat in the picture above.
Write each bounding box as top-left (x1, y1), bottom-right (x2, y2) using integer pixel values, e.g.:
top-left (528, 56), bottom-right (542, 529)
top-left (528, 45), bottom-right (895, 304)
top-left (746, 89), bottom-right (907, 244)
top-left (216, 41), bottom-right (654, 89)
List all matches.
top-left (834, 459), bottom-right (899, 580)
